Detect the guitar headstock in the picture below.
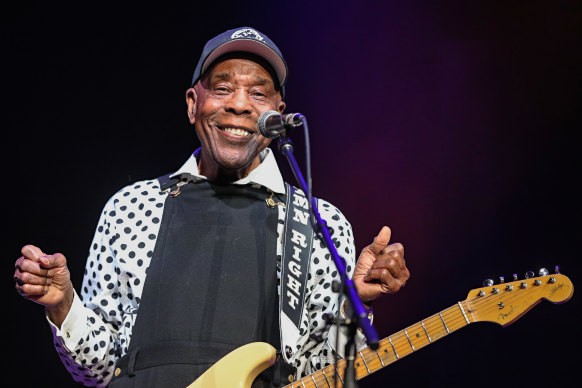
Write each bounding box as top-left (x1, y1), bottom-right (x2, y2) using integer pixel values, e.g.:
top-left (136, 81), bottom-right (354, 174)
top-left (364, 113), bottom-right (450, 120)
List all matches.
top-left (464, 270), bottom-right (573, 327)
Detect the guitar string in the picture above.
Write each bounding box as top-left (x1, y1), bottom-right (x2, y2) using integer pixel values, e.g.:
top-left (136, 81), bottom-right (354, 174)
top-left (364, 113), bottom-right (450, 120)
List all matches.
top-left (344, 299), bottom-right (504, 386)
top-left (378, 292), bottom-right (486, 341)
top-left (357, 284), bottom-right (550, 375)
top-left (358, 292), bottom-right (541, 377)
top-left (293, 316), bottom-right (485, 387)
top-left (289, 279), bottom-right (553, 387)
top-left (287, 307), bottom-right (469, 388)
top-left (413, 281), bottom-right (540, 333)
top-left (393, 287), bottom-right (523, 344)
top-left (293, 287), bottom-right (543, 387)
top-left (355, 291), bottom-right (516, 383)
top-left (290, 293), bottom-right (503, 387)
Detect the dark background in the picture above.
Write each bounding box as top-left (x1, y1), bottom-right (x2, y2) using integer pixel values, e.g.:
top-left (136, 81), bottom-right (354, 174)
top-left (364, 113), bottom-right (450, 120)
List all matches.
top-left (3, 1), bottom-right (580, 387)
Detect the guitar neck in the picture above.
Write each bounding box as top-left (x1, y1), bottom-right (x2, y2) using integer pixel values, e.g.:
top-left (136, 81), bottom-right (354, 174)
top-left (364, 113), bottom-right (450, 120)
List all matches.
top-left (287, 301), bottom-right (472, 387)
top-left (285, 273), bottom-right (573, 387)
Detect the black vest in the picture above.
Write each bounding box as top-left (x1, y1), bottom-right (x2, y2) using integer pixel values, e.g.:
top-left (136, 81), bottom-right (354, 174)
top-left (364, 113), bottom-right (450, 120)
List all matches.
top-left (109, 180), bottom-right (283, 387)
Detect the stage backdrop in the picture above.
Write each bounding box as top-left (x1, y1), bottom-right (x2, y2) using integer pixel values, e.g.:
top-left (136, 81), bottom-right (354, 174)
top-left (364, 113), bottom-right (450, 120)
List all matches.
top-left (3, 1), bottom-right (580, 387)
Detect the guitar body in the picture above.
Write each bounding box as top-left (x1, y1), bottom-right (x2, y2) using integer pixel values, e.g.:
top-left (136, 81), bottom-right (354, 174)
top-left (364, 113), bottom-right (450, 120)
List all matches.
top-left (186, 342), bottom-right (277, 388)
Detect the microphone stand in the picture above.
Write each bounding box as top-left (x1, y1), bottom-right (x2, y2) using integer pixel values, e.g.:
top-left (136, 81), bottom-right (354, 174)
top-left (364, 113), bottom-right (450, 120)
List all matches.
top-left (277, 130), bottom-right (379, 388)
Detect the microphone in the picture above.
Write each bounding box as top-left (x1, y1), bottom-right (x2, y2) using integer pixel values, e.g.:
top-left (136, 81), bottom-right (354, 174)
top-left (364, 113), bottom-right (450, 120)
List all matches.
top-left (258, 110), bottom-right (304, 138)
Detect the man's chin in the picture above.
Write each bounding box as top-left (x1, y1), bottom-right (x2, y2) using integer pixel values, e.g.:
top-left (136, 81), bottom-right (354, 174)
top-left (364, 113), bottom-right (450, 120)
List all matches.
top-left (211, 154), bottom-right (258, 178)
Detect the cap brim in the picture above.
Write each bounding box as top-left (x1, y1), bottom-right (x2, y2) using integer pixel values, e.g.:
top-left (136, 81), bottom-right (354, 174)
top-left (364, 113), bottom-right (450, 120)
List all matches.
top-left (201, 39), bottom-right (287, 88)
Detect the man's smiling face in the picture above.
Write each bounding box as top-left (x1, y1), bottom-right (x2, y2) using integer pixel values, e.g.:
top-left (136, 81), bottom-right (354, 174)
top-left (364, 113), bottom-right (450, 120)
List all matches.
top-left (186, 57), bottom-right (286, 181)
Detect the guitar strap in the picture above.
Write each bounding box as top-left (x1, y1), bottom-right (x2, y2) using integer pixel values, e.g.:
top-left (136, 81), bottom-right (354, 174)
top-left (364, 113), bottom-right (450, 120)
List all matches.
top-left (279, 183), bottom-right (315, 362)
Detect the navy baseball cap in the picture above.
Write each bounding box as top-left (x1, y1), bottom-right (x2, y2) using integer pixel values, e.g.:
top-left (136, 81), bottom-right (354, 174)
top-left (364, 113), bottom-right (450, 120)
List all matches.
top-left (191, 27), bottom-right (288, 98)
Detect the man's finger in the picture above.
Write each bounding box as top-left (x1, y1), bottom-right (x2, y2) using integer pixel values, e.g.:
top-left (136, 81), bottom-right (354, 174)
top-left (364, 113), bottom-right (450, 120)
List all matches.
top-left (373, 249), bottom-right (405, 271)
top-left (15, 258), bottom-right (49, 277)
top-left (18, 283), bottom-right (48, 296)
top-left (365, 268), bottom-right (406, 292)
top-left (367, 226), bottom-right (392, 256)
top-left (14, 256), bottom-right (25, 270)
top-left (14, 275), bottom-right (24, 286)
top-left (365, 263), bottom-right (400, 281)
top-left (16, 270), bottom-right (51, 286)
top-left (371, 262), bottom-right (399, 279)
top-left (365, 268), bottom-right (393, 282)
top-left (21, 245), bottom-right (45, 262)
top-left (39, 253), bottom-right (67, 269)
top-left (380, 242), bottom-right (404, 257)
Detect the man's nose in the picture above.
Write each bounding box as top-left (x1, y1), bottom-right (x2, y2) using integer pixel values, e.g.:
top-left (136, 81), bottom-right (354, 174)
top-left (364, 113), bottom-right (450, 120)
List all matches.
top-left (225, 89), bottom-right (253, 115)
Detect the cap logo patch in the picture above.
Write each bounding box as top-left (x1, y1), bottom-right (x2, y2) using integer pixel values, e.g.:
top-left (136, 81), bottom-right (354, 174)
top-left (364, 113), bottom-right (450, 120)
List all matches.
top-left (231, 28), bottom-right (264, 41)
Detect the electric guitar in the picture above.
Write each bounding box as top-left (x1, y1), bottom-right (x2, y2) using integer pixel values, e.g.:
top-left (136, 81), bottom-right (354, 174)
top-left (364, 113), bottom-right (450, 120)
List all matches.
top-left (187, 270), bottom-right (573, 388)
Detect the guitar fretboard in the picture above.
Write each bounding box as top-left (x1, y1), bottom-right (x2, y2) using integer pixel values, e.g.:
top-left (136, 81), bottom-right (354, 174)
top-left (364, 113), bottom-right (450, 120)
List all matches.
top-left (285, 301), bottom-right (472, 387)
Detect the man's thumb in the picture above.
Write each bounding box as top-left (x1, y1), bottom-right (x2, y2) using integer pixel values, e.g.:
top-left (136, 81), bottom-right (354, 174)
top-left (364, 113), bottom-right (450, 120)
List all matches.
top-left (39, 253), bottom-right (67, 269)
top-left (368, 226), bottom-right (392, 255)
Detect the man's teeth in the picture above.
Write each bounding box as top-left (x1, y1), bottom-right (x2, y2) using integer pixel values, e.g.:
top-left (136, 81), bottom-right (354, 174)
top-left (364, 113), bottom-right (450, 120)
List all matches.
top-left (223, 127), bottom-right (251, 136)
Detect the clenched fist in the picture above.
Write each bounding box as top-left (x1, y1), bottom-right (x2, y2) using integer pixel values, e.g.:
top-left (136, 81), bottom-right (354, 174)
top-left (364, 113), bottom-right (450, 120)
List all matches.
top-left (14, 245), bottom-right (74, 327)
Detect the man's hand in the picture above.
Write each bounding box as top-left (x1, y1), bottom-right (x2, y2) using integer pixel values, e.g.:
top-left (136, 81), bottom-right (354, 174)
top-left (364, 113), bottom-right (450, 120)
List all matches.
top-left (353, 226), bottom-right (410, 305)
top-left (14, 245), bottom-right (74, 327)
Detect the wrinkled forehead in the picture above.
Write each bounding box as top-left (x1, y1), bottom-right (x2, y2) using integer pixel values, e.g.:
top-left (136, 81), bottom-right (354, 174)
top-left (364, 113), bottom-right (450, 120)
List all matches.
top-left (199, 52), bottom-right (281, 93)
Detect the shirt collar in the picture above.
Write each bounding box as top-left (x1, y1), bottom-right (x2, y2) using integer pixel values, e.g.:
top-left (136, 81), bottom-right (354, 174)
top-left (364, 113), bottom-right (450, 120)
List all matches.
top-left (169, 147), bottom-right (286, 194)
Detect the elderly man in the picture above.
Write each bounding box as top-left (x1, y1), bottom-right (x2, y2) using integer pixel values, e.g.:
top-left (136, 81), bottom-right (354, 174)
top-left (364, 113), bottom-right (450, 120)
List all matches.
top-left (14, 27), bottom-right (409, 387)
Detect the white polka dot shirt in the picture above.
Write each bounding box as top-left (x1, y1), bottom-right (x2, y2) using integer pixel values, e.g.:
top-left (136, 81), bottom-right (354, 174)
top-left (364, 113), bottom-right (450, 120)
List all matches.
top-left (47, 148), bottom-right (365, 386)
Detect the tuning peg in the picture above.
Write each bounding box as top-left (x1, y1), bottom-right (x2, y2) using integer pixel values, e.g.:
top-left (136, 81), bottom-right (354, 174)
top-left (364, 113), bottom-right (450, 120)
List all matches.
top-left (555, 265), bottom-right (561, 274)
top-left (499, 276), bottom-right (505, 284)
top-left (525, 271), bottom-right (535, 279)
top-left (538, 268), bottom-right (549, 276)
top-left (483, 279), bottom-right (494, 287)
top-left (513, 274), bottom-right (518, 281)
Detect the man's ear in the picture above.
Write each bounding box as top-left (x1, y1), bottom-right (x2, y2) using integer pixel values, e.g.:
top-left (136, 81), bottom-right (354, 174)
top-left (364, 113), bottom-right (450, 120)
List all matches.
top-left (185, 87), bottom-right (197, 124)
top-left (277, 100), bottom-right (286, 114)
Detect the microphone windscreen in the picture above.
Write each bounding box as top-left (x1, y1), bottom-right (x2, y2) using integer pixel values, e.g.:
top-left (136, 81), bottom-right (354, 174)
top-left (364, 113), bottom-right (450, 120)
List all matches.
top-left (257, 110), bottom-right (282, 138)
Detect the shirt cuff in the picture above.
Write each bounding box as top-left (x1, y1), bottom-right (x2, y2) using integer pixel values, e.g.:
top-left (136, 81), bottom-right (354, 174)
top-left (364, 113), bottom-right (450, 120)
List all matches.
top-left (340, 299), bottom-right (374, 324)
top-left (46, 289), bottom-right (87, 351)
